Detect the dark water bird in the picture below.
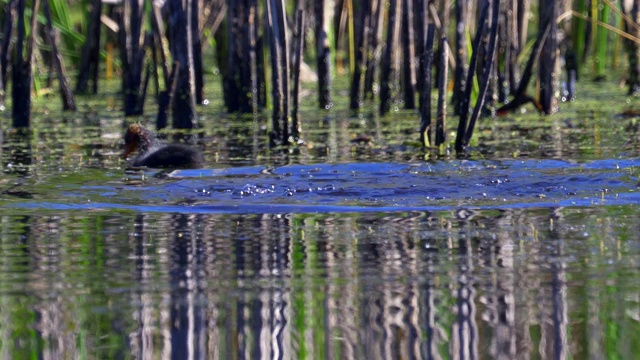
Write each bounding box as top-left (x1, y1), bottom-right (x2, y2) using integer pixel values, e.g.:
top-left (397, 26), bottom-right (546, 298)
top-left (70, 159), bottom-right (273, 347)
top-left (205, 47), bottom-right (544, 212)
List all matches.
top-left (123, 124), bottom-right (203, 169)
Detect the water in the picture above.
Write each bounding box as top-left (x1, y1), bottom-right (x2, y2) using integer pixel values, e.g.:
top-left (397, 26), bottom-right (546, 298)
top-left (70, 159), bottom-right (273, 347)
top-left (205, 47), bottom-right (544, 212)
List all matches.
top-left (1, 90), bottom-right (640, 358)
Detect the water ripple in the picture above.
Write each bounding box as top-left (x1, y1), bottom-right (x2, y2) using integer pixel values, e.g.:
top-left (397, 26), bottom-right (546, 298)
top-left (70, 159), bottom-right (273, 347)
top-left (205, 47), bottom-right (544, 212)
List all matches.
top-left (6, 158), bottom-right (639, 214)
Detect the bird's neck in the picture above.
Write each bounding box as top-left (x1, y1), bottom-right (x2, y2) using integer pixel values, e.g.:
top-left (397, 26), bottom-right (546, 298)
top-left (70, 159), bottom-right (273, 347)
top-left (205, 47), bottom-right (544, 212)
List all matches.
top-left (138, 129), bottom-right (158, 153)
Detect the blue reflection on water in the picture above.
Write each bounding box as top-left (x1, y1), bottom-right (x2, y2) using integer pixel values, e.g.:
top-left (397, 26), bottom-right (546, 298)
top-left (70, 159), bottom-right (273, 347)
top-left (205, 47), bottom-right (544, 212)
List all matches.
top-left (9, 158), bottom-right (640, 213)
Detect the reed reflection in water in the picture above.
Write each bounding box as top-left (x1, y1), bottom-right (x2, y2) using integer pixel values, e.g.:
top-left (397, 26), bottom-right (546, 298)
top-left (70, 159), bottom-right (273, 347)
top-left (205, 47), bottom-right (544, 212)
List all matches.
top-left (0, 206), bottom-right (639, 359)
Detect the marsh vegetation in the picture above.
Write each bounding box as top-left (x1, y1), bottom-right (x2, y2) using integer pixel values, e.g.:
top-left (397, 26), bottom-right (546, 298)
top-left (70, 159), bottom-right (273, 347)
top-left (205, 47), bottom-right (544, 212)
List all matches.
top-left (1, 0), bottom-right (639, 150)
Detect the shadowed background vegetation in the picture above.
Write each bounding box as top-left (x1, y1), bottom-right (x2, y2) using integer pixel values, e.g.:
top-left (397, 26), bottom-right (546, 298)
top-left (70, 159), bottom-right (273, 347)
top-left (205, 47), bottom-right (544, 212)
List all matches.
top-left (1, 0), bottom-right (640, 153)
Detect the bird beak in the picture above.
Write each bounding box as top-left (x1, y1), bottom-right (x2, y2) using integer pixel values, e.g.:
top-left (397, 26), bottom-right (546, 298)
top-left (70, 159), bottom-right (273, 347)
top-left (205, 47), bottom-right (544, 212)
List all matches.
top-left (123, 143), bottom-right (136, 159)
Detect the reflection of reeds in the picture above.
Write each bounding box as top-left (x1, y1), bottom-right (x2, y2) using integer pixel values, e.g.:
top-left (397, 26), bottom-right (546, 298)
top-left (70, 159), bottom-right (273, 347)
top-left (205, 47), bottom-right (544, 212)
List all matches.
top-left (4, 203), bottom-right (640, 358)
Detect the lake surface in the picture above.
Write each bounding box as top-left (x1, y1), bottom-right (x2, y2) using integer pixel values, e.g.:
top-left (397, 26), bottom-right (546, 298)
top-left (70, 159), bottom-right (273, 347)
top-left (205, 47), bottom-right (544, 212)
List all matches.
top-left (1, 85), bottom-right (640, 359)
